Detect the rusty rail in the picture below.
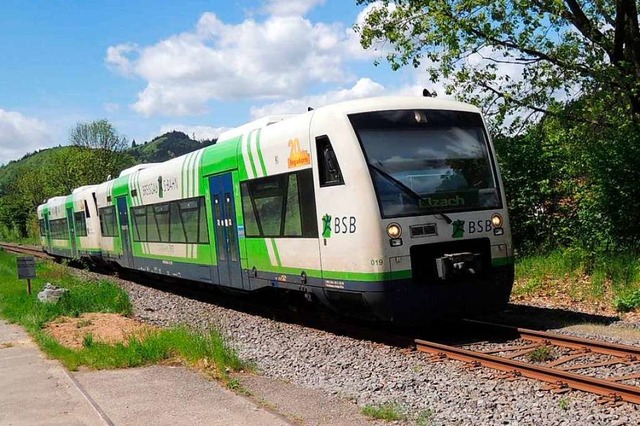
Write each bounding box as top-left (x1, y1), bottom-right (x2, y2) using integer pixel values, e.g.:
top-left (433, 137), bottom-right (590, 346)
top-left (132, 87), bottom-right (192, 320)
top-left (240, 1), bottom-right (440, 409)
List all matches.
top-left (0, 242), bottom-right (50, 259)
top-left (416, 323), bottom-right (640, 404)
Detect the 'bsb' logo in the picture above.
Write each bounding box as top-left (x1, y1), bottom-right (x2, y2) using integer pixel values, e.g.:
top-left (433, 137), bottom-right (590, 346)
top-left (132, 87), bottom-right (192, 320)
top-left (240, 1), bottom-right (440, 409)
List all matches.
top-left (451, 220), bottom-right (465, 238)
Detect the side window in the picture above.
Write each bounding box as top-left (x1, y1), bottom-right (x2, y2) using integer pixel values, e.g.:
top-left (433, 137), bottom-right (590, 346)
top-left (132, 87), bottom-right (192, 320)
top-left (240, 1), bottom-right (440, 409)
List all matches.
top-left (240, 169), bottom-right (318, 238)
top-left (131, 207), bottom-right (147, 241)
top-left (147, 205), bottom-right (160, 242)
top-left (131, 198), bottom-right (208, 244)
top-left (50, 218), bottom-right (69, 239)
top-left (316, 135), bottom-right (344, 186)
top-left (99, 206), bottom-right (117, 237)
top-left (74, 211), bottom-right (87, 236)
top-left (170, 202), bottom-right (186, 243)
top-left (176, 197), bottom-right (209, 244)
top-left (154, 204), bottom-right (170, 242)
top-left (241, 183), bottom-right (260, 236)
top-left (283, 173), bottom-right (302, 236)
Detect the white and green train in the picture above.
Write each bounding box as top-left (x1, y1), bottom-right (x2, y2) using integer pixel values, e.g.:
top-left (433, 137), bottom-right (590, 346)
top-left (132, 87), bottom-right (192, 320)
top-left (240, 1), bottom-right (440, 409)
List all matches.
top-left (38, 96), bottom-right (514, 321)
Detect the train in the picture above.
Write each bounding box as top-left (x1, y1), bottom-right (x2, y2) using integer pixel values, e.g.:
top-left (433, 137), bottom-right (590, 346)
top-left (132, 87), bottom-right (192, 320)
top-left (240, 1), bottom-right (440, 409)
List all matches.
top-left (37, 96), bottom-right (514, 322)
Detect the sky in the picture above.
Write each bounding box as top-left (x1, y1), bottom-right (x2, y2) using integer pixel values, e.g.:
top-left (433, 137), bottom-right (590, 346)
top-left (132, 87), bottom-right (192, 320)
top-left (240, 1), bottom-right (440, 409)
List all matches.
top-left (0, 0), bottom-right (438, 165)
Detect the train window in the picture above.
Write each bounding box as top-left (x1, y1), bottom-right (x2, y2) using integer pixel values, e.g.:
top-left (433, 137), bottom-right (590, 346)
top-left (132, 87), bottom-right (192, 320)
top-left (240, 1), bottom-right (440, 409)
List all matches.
top-left (99, 206), bottom-right (118, 237)
top-left (146, 205), bottom-right (161, 242)
top-left (131, 207), bottom-right (147, 241)
top-left (316, 136), bottom-right (344, 187)
top-left (241, 185), bottom-right (260, 236)
top-left (39, 219), bottom-right (45, 236)
top-left (49, 218), bottom-right (69, 239)
top-left (84, 200), bottom-right (91, 218)
top-left (350, 109), bottom-right (501, 218)
top-left (198, 200), bottom-right (209, 243)
top-left (177, 198), bottom-right (209, 244)
top-left (241, 169), bottom-right (318, 238)
top-left (154, 204), bottom-right (170, 242)
top-left (131, 197), bottom-right (208, 244)
top-left (74, 211), bottom-right (87, 237)
top-left (284, 174), bottom-right (302, 236)
top-left (169, 203), bottom-right (187, 243)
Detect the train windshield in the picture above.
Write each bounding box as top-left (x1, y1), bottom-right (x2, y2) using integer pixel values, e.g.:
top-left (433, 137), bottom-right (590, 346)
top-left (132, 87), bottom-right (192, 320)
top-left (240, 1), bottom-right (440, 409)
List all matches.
top-left (349, 109), bottom-right (501, 218)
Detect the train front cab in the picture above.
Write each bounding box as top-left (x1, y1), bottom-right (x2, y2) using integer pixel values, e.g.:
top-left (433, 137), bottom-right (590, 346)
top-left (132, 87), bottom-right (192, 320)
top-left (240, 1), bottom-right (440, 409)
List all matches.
top-left (308, 98), bottom-right (515, 322)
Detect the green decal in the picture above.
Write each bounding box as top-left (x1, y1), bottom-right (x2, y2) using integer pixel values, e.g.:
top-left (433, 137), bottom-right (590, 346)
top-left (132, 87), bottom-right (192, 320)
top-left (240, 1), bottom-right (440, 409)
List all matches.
top-left (452, 220), bottom-right (465, 238)
top-left (158, 175), bottom-right (164, 198)
top-left (322, 214), bottom-right (332, 238)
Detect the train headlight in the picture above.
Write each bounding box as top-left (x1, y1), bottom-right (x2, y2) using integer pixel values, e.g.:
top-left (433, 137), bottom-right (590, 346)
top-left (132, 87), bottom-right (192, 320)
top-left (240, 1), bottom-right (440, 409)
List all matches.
top-left (386, 223), bottom-right (402, 238)
top-left (491, 214), bottom-right (503, 228)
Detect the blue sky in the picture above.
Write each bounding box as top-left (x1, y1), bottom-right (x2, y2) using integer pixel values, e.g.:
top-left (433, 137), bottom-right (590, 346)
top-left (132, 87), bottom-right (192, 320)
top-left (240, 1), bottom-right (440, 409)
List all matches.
top-left (0, 0), bottom-right (430, 164)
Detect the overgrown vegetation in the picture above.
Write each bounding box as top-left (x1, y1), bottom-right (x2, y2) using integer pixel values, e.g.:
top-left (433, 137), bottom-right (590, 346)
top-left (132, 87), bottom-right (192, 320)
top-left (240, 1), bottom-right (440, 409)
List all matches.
top-left (514, 248), bottom-right (640, 312)
top-left (0, 122), bottom-right (215, 242)
top-left (527, 346), bottom-right (555, 363)
top-left (355, 1), bottom-right (640, 313)
top-left (0, 251), bottom-right (244, 380)
top-left (361, 402), bottom-right (407, 421)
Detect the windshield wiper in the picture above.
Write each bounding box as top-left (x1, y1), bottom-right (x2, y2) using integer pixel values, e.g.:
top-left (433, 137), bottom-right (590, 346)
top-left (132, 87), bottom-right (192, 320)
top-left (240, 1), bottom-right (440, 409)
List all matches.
top-left (368, 164), bottom-right (453, 224)
top-left (368, 164), bottom-right (423, 202)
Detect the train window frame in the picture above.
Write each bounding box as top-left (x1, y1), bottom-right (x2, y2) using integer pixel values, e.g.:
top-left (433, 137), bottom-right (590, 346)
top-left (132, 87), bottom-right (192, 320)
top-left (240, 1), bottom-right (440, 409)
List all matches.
top-left (349, 109), bottom-right (504, 219)
top-left (98, 206), bottom-right (118, 237)
top-left (316, 135), bottom-right (344, 187)
top-left (74, 211), bottom-right (88, 237)
top-left (240, 169), bottom-right (318, 239)
top-left (49, 218), bottom-right (69, 239)
top-left (130, 197), bottom-right (209, 244)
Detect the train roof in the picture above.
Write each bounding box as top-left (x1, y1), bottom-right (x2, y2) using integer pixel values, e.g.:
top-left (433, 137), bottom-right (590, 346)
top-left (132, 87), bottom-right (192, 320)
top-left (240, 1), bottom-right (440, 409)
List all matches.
top-left (311, 96), bottom-right (480, 115)
top-left (217, 115), bottom-right (296, 143)
top-left (119, 163), bottom-right (163, 177)
top-left (71, 185), bottom-right (98, 194)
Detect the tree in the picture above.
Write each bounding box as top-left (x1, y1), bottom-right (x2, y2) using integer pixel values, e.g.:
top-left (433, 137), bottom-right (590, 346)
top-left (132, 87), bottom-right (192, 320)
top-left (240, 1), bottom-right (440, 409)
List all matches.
top-left (356, 0), bottom-right (640, 130)
top-left (68, 119), bottom-right (132, 181)
top-left (69, 119), bottom-right (128, 151)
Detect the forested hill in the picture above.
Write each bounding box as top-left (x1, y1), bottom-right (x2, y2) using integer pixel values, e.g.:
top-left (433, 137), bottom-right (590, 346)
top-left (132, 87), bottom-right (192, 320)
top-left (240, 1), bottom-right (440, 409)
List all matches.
top-left (129, 131), bottom-right (217, 162)
top-left (0, 131), bottom-right (216, 238)
top-left (0, 131), bottom-right (216, 185)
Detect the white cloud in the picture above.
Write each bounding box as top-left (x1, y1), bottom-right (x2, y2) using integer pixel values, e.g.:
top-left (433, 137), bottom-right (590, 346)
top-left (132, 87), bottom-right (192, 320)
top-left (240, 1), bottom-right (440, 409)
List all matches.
top-left (106, 10), bottom-right (377, 117)
top-left (250, 77), bottom-right (386, 117)
top-left (0, 109), bottom-right (54, 164)
top-left (157, 124), bottom-right (229, 141)
top-left (264, 0), bottom-right (325, 17)
top-left (105, 43), bottom-right (138, 75)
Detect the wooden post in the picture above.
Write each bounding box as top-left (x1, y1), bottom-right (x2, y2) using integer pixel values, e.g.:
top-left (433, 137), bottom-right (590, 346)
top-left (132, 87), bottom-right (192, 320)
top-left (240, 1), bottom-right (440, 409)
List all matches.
top-left (27, 278), bottom-right (31, 295)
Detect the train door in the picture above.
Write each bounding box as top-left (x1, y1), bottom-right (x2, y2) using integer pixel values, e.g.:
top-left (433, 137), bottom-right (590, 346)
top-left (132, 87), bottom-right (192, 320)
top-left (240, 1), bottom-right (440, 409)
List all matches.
top-left (66, 207), bottom-right (77, 258)
top-left (44, 214), bottom-right (52, 252)
top-left (116, 197), bottom-right (134, 267)
top-left (209, 173), bottom-right (243, 289)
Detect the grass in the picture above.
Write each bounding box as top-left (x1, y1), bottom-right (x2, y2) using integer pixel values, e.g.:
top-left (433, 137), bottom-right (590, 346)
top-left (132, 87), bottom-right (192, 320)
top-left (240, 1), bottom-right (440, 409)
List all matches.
top-left (0, 250), bottom-right (246, 382)
top-left (361, 402), bottom-right (406, 421)
top-left (514, 248), bottom-right (640, 312)
top-left (527, 346), bottom-right (555, 363)
top-left (559, 398), bottom-right (570, 411)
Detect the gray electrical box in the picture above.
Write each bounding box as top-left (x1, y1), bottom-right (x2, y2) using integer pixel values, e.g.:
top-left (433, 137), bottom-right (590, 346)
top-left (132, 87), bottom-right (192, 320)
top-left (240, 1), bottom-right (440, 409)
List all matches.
top-left (17, 256), bottom-right (36, 279)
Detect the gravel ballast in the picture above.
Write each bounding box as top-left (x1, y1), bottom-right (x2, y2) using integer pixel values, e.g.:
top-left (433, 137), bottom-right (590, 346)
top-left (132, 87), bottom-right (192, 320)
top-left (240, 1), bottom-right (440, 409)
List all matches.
top-left (105, 274), bottom-right (639, 425)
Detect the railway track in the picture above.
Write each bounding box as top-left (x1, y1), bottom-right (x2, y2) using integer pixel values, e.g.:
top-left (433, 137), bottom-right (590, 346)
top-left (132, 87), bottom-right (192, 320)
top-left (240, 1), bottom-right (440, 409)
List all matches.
top-left (0, 242), bottom-right (51, 259)
top-left (416, 320), bottom-right (640, 404)
top-left (3, 242), bottom-right (640, 405)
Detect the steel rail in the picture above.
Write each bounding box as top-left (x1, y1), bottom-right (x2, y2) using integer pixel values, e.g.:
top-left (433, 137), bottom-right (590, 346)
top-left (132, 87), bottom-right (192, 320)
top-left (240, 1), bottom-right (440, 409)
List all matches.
top-left (415, 339), bottom-right (640, 404)
top-left (0, 243), bottom-right (49, 259)
top-left (465, 319), bottom-right (640, 359)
